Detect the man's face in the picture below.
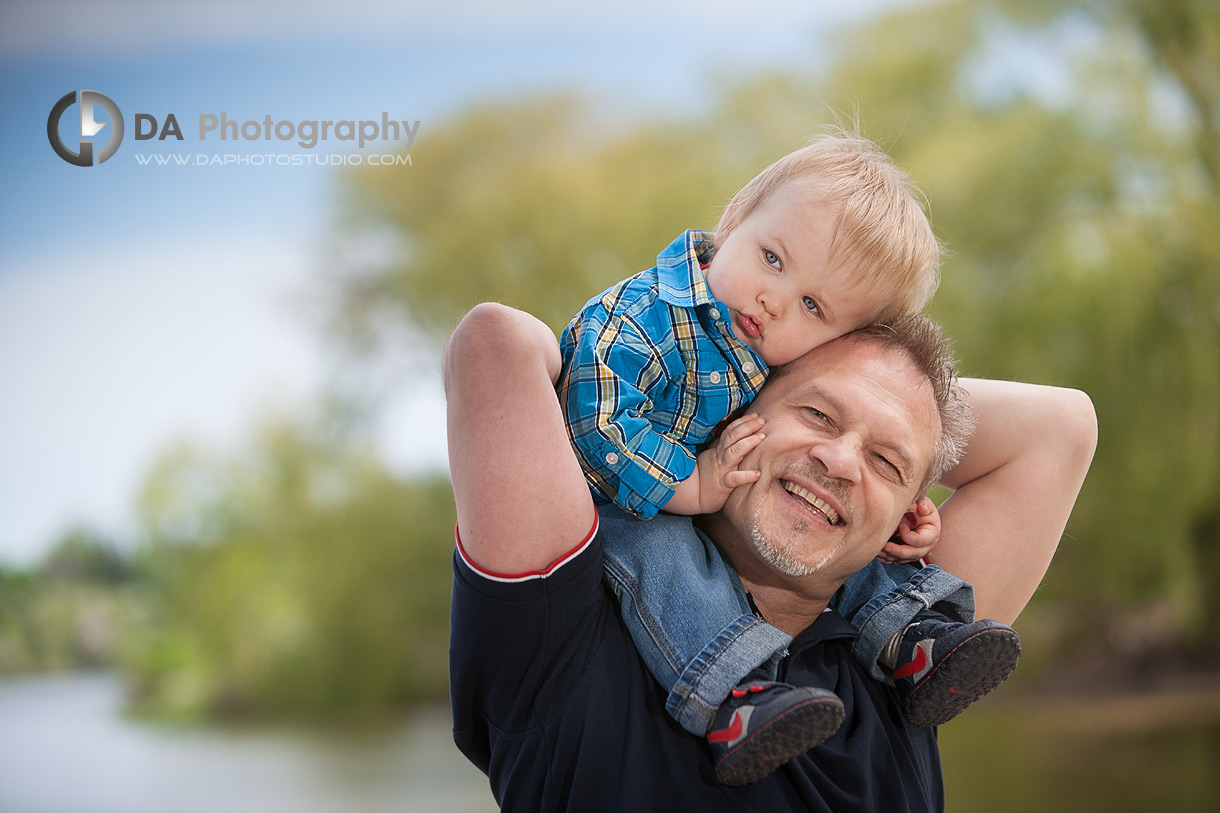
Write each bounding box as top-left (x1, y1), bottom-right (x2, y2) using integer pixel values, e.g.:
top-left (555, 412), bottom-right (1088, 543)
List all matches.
top-left (719, 337), bottom-right (941, 588)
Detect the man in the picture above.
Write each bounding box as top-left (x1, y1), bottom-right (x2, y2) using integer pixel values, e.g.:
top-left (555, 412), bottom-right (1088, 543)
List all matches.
top-left (444, 303), bottom-right (1096, 812)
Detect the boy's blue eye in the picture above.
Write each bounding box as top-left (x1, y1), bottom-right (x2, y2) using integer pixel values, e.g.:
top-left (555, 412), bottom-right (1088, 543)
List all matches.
top-left (802, 296), bottom-right (820, 313)
top-left (764, 250), bottom-right (781, 268)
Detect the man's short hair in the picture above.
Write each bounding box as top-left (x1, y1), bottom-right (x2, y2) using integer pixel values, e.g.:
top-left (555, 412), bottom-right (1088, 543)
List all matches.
top-left (715, 130), bottom-right (942, 321)
top-left (770, 313), bottom-right (974, 495)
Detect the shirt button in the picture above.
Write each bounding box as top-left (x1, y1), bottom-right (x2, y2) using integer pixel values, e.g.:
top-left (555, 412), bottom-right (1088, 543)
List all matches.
top-left (605, 452), bottom-right (619, 465)
top-left (742, 362), bottom-right (756, 375)
top-left (709, 371), bottom-right (722, 384)
top-left (709, 308), bottom-right (721, 320)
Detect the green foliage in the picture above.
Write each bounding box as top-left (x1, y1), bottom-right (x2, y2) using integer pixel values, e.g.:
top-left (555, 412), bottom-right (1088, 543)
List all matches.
top-left (0, 529), bottom-right (135, 675)
top-left (912, 1), bottom-right (1219, 647)
top-left (326, 94), bottom-right (819, 345)
top-left (122, 417), bottom-right (455, 721)
top-left (40, 527), bottom-right (132, 585)
top-left (331, 0), bottom-right (1220, 659)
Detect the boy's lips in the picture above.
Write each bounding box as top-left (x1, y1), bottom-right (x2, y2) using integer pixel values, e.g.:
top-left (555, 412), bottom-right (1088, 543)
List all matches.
top-left (735, 312), bottom-right (763, 339)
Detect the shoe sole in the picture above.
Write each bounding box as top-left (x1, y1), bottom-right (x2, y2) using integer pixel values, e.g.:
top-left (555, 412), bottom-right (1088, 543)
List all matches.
top-left (902, 626), bottom-right (1021, 727)
top-left (715, 693), bottom-right (845, 787)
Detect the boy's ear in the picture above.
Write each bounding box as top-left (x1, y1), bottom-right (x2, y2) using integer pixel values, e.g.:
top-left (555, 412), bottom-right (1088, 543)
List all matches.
top-left (714, 197), bottom-right (741, 248)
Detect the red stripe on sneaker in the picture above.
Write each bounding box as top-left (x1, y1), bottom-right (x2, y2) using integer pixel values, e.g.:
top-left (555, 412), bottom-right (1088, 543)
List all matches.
top-left (455, 514), bottom-right (599, 583)
top-left (707, 710), bottom-right (744, 744)
top-left (893, 643), bottom-right (928, 680)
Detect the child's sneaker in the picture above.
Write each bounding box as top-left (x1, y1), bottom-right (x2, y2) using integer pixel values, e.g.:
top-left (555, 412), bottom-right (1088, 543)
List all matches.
top-left (892, 618), bottom-right (1021, 726)
top-left (707, 681), bottom-right (845, 786)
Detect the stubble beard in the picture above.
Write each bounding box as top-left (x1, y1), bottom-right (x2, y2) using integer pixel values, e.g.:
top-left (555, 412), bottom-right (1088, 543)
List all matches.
top-left (747, 466), bottom-right (853, 578)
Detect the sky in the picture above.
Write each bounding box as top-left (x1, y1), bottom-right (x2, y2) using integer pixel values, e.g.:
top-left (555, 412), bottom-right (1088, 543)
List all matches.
top-left (0, 0), bottom-right (926, 566)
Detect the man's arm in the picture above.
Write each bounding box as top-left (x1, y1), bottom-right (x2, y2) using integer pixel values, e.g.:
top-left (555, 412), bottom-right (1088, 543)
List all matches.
top-left (445, 302), bottom-right (595, 575)
top-left (928, 378), bottom-right (1098, 624)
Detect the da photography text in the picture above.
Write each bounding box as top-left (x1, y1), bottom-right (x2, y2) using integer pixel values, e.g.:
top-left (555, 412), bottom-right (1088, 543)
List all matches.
top-left (47, 89), bottom-right (420, 167)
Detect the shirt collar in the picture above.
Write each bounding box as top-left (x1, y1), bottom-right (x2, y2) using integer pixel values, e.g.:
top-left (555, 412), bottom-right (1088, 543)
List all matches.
top-left (743, 589), bottom-right (859, 650)
top-left (652, 229), bottom-right (769, 387)
top-left (790, 608), bottom-right (861, 651)
top-left (653, 230), bottom-right (718, 309)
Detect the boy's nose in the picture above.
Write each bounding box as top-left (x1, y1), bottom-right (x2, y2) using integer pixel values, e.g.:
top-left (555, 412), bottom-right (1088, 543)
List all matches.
top-left (758, 290), bottom-right (781, 318)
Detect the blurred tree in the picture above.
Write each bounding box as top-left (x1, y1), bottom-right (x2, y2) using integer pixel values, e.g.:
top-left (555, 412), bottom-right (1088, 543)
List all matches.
top-left (0, 527), bottom-right (135, 674)
top-left (40, 527), bottom-right (130, 585)
top-left (326, 94), bottom-right (775, 344)
top-left (123, 411), bottom-right (455, 720)
top-left (1011, 0), bottom-right (1220, 187)
top-left (0, 568), bottom-right (40, 673)
top-left (825, 0), bottom-right (1220, 657)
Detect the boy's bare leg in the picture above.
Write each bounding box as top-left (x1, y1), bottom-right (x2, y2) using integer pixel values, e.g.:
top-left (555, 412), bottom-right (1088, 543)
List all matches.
top-left (444, 302), bottom-right (595, 574)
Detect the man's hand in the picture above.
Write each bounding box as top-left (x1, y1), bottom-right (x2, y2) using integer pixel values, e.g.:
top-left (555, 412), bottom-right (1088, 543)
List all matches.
top-left (665, 414), bottom-right (766, 516)
top-left (877, 497), bottom-right (941, 565)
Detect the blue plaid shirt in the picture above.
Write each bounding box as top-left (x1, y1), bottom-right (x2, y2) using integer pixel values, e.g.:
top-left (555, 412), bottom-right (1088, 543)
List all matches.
top-left (558, 230), bottom-right (769, 519)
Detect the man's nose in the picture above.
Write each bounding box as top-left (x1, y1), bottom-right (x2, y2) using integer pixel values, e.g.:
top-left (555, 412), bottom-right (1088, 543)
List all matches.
top-left (808, 434), bottom-right (863, 483)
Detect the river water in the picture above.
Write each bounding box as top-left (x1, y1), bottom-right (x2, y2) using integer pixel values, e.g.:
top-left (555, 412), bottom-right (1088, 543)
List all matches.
top-left (0, 671), bottom-right (498, 813)
top-left (4, 671), bottom-right (1219, 811)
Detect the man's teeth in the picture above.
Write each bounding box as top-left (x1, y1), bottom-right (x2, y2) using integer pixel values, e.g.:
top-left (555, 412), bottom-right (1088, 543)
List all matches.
top-left (782, 481), bottom-right (842, 525)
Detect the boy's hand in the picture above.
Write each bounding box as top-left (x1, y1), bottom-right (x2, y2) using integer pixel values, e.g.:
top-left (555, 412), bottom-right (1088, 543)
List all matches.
top-left (666, 414), bottom-right (765, 516)
top-left (695, 413), bottom-right (766, 513)
top-left (877, 497), bottom-right (941, 565)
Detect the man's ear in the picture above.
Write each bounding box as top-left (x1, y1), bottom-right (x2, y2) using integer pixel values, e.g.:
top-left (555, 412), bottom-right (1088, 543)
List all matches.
top-left (892, 502), bottom-right (921, 538)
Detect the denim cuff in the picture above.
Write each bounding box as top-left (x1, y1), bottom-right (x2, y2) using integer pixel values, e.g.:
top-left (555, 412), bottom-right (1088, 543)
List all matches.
top-left (851, 564), bottom-right (975, 684)
top-left (665, 615), bottom-right (792, 736)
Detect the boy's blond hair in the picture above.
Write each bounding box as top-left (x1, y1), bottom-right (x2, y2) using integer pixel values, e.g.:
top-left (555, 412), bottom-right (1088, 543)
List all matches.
top-left (715, 132), bottom-right (942, 320)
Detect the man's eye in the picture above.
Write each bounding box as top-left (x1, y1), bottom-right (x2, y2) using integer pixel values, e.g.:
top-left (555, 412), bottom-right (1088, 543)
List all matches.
top-left (802, 296), bottom-right (820, 314)
top-left (764, 250), bottom-right (781, 269)
top-left (874, 453), bottom-right (901, 476)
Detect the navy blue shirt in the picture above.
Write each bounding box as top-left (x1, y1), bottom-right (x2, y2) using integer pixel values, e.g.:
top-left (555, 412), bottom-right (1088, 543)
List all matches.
top-left (449, 529), bottom-right (944, 812)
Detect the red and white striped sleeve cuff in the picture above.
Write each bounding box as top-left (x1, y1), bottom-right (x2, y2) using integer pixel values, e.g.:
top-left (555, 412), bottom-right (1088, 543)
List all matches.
top-left (455, 513), bottom-right (600, 583)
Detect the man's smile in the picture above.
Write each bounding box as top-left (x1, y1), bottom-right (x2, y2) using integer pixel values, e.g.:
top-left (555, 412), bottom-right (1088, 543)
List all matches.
top-left (780, 478), bottom-right (844, 526)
